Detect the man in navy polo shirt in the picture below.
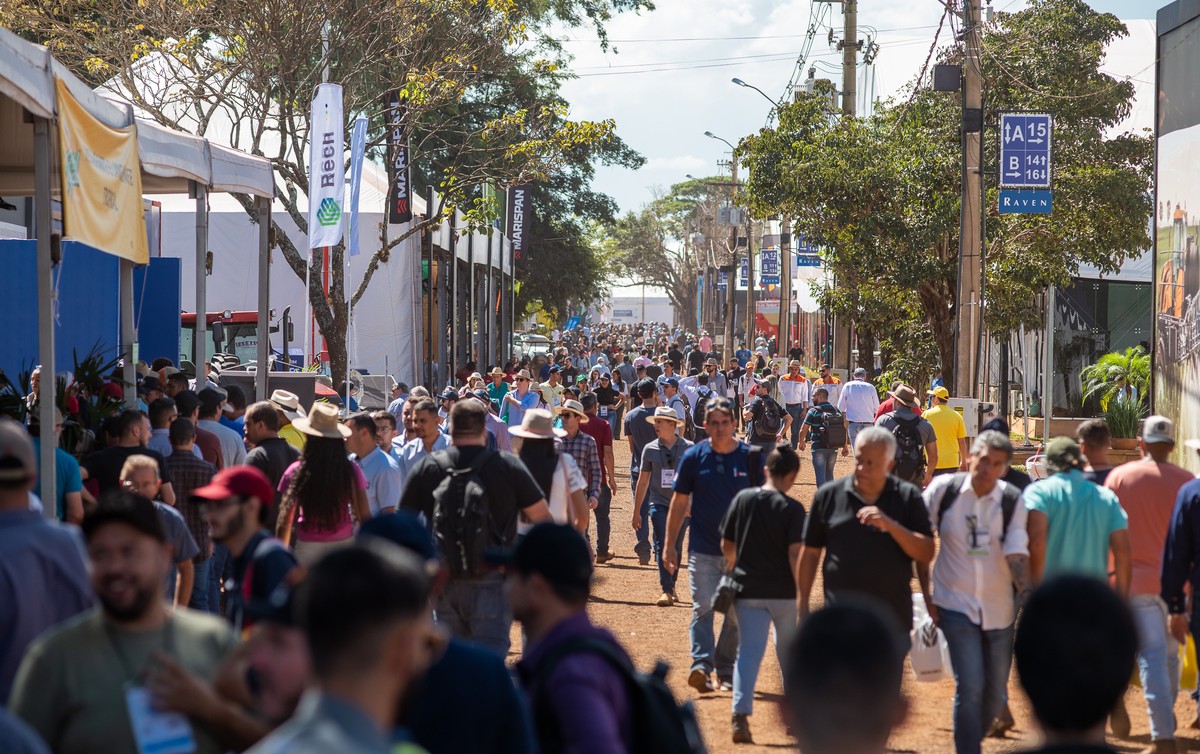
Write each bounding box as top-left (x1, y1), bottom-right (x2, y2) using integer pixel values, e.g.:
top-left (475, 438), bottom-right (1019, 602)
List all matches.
top-left (664, 396), bottom-right (765, 694)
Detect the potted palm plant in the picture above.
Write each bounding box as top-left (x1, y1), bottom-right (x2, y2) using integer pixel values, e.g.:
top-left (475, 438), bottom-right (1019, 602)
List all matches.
top-left (1081, 346), bottom-right (1149, 449)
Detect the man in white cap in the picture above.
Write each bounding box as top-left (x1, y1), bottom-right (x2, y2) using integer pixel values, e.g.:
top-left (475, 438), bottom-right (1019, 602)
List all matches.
top-left (269, 390), bottom-right (307, 451)
top-left (502, 370), bottom-right (540, 428)
top-left (1108, 416), bottom-right (1193, 751)
top-left (836, 367), bottom-right (880, 447)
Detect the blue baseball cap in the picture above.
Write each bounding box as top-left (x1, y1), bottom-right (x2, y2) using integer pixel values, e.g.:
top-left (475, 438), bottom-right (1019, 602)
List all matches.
top-left (358, 511), bottom-right (437, 561)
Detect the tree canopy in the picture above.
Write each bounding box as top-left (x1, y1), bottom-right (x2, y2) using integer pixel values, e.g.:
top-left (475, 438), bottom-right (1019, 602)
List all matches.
top-left (736, 0), bottom-right (1152, 385)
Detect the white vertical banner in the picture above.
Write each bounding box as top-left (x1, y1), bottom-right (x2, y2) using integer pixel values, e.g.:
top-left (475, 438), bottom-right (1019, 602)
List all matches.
top-left (308, 83), bottom-right (345, 249)
top-left (347, 115), bottom-right (367, 257)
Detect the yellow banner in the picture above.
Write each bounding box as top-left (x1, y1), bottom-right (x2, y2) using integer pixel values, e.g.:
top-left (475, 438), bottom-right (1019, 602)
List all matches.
top-left (56, 78), bottom-right (148, 264)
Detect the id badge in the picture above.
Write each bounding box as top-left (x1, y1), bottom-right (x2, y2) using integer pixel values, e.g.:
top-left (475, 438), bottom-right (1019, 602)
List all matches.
top-left (125, 685), bottom-right (196, 754)
top-left (599, 406), bottom-right (609, 417)
top-left (967, 528), bottom-right (991, 558)
top-left (661, 468), bottom-right (677, 488)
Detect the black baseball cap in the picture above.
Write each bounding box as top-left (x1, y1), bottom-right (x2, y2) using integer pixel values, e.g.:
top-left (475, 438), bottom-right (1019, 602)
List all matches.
top-left (358, 511), bottom-right (438, 562)
top-left (488, 523), bottom-right (592, 592)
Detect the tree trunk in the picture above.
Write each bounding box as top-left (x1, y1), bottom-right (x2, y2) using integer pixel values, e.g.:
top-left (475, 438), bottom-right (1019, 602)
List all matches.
top-left (918, 280), bottom-right (956, 391)
top-left (856, 329), bottom-right (876, 373)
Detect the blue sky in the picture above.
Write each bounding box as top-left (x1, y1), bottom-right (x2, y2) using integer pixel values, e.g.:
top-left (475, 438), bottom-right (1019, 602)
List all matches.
top-left (555, 0), bottom-right (1159, 224)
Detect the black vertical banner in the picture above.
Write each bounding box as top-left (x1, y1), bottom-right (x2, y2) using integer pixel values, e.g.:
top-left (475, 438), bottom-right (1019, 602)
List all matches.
top-left (506, 183), bottom-right (533, 263)
top-left (386, 91), bottom-right (413, 224)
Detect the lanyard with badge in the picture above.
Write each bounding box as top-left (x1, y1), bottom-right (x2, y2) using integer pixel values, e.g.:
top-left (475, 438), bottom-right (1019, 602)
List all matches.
top-left (965, 497), bottom-right (991, 558)
top-left (659, 443), bottom-right (678, 490)
top-left (106, 618), bottom-right (197, 754)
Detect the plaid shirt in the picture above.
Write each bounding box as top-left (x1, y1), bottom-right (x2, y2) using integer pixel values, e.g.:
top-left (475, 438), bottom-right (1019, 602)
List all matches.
top-left (165, 450), bottom-right (217, 562)
top-left (560, 430), bottom-right (601, 501)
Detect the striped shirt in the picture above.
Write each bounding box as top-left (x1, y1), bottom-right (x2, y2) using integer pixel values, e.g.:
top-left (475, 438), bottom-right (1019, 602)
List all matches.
top-left (560, 430), bottom-right (601, 501)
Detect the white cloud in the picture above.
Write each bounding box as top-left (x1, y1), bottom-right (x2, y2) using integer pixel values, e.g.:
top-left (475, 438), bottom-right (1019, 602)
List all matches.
top-left (641, 155), bottom-right (708, 173)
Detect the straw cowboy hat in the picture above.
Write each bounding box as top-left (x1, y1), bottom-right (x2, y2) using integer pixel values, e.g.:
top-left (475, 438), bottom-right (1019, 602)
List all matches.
top-left (557, 399), bottom-right (588, 419)
top-left (509, 408), bottom-right (567, 439)
top-left (489, 367), bottom-right (506, 377)
top-left (291, 402), bottom-right (351, 439)
top-left (269, 389), bottom-right (307, 422)
top-left (645, 406), bottom-right (685, 426)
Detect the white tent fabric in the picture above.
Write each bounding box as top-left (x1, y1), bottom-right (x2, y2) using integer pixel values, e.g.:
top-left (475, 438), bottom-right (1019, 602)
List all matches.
top-left (153, 160), bottom-right (423, 385)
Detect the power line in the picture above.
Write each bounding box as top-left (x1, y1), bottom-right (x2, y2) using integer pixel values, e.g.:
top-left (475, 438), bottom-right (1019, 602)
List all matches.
top-left (556, 23), bottom-right (943, 45)
top-left (574, 55), bottom-right (810, 77)
top-left (574, 49), bottom-right (838, 72)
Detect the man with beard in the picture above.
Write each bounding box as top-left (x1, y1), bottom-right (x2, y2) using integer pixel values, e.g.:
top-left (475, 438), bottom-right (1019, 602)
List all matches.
top-left (194, 466), bottom-right (300, 633)
top-left (10, 492), bottom-right (237, 754)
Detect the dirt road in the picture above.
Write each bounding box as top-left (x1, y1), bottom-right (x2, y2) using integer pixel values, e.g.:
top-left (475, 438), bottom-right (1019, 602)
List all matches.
top-left (567, 436), bottom-right (1200, 753)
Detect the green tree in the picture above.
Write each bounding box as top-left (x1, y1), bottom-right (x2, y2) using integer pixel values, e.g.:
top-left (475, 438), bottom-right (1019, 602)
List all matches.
top-left (1081, 345), bottom-right (1150, 411)
top-left (7, 0), bottom-right (647, 384)
top-left (738, 0), bottom-right (1152, 386)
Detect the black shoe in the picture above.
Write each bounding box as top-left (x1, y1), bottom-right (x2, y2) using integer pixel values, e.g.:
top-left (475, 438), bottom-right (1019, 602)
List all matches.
top-left (732, 713), bottom-right (753, 744)
top-left (688, 668), bottom-right (714, 693)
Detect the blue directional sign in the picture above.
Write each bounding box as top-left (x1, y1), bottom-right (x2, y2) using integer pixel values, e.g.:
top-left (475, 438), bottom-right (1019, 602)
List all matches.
top-left (717, 270), bottom-right (729, 290)
top-left (998, 189), bottom-right (1053, 215)
top-left (999, 113), bottom-right (1052, 189)
top-left (739, 257), bottom-right (749, 287)
top-left (760, 248), bottom-right (780, 286)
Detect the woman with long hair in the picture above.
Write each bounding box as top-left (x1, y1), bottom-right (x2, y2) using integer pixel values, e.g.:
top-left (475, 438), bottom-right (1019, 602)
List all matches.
top-left (511, 409), bottom-right (587, 534)
top-left (276, 402), bottom-right (370, 565)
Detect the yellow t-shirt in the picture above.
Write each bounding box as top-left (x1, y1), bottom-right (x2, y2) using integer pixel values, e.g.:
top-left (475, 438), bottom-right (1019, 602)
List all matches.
top-left (924, 404), bottom-right (967, 470)
top-left (280, 423), bottom-right (308, 451)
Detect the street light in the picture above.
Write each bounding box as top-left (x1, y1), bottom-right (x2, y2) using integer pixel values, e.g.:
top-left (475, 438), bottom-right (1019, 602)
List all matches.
top-left (731, 77), bottom-right (782, 109)
top-left (704, 130), bottom-right (736, 151)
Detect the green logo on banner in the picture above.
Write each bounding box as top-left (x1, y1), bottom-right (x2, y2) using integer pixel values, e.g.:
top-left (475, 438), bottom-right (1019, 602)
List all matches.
top-left (64, 150), bottom-right (81, 192)
top-left (317, 197), bottom-right (342, 226)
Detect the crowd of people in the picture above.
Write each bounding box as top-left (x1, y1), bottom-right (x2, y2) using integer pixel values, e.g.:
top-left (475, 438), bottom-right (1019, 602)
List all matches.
top-left (1, 320), bottom-right (1198, 754)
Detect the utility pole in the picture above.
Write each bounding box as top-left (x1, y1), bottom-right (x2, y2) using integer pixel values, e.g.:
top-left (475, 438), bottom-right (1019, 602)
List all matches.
top-left (745, 216), bottom-right (755, 353)
top-left (954, 0), bottom-right (984, 398)
top-left (724, 153), bottom-right (739, 362)
top-left (832, 0), bottom-right (859, 372)
top-left (778, 219), bottom-right (792, 359)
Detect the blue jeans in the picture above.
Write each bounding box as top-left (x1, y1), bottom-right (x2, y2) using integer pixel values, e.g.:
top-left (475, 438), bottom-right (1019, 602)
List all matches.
top-left (188, 558), bottom-right (211, 613)
top-left (605, 409), bottom-right (620, 440)
top-left (732, 598), bottom-right (796, 715)
top-left (688, 553), bottom-right (739, 679)
top-left (940, 608), bottom-right (1014, 754)
top-left (812, 448), bottom-right (838, 488)
top-left (848, 421), bottom-right (873, 447)
top-left (436, 576), bottom-right (512, 656)
top-left (209, 543), bottom-right (231, 617)
top-left (650, 503), bottom-right (686, 594)
top-left (632, 472), bottom-right (651, 559)
top-left (785, 404), bottom-right (805, 448)
top-left (1132, 595), bottom-right (1179, 741)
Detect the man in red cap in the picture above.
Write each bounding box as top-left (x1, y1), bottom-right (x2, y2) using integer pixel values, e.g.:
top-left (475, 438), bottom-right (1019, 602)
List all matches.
top-left (193, 467), bottom-right (299, 632)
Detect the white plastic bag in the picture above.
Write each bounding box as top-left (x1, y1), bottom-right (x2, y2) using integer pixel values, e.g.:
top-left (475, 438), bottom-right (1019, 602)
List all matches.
top-left (910, 617), bottom-right (951, 683)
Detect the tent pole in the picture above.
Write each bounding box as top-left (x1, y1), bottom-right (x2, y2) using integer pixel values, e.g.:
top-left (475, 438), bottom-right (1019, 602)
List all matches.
top-left (257, 196), bottom-right (271, 400)
top-left (120, 260), bottom-right (136, 407)
top-left (192, 182), bottom-right (207, 376)
top-left (33, 117), bottom-right (56, 519)
top-left (485, 227), bottom-right (493, 367)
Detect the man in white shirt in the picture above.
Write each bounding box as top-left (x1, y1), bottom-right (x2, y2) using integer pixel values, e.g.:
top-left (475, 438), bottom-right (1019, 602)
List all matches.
top-left (778, 361), bottom-right (811, 450)
top-left (836, 367), bottom-right (882, 447)
top-left (919, 430), bottom-right (1032, 754)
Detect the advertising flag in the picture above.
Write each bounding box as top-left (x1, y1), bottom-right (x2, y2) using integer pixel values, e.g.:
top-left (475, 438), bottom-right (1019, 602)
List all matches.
top-left (55, 78), bottom-right (148, 264)
top-left (385, 91), bottom-right (413, 224)
top-left (308, 83), bottom-right (344, 249)
top-left (347, 115), bottom-right (367, 257)
top-left (506, 184), bottom-right (533, 263)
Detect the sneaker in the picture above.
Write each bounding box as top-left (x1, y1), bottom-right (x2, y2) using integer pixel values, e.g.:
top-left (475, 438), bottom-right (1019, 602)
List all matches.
top-left (719, 678), bottom-right (734, 691)
top-left (638, 553), bottom-right (651, 566)
top-left (731, 713), bottom-right (753, 744)
top-left (1110, 698), bottom-right (1131, 738)
top-left (687, 668), bottom-right (714, 693)
top-left (656, 592), bottom-right (674, 607)
top-left (594, 551), bottom-right (614, 565)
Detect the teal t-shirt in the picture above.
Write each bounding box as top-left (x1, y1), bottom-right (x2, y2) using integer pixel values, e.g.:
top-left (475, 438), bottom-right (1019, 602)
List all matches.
top-left (31, 438), bottom-right (82, 521)
top-left (1024, 468), bottom-right (1128, 579)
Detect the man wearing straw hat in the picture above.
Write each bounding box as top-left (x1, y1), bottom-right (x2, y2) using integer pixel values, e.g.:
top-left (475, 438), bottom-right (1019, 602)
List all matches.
top-left (876, 384), bottom-right (938, 488)
top-left (632, 407), bottom-right (693, 607)
top-left (486, 367), bottom-right (510, 405)
top-left (269, 390), bottom-right (308, 452)
top-left (502, 370), bottom-right (541, 429)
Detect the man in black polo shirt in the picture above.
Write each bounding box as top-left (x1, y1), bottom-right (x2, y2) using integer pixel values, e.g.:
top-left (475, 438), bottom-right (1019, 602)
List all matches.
top-left (798, 426), bottom-right (934, 634)
top-left (399, 400), bottom-right (552, 655)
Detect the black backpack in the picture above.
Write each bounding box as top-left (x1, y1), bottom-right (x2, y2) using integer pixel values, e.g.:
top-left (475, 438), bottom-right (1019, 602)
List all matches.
top-left (815, 404), bottom-right (848, 448)
top-left (692, 387), bottom-right (713, 432)
top-left (755, 396), bottom-right (784, 440)
top-left (430, 449), bottom-right (498, 579)
top-left (890, 414), bottom-right (927, 483)
top-left (533, 637), bottom-right (707, 754)
top-left (935, 472), bottom-right (1022, 543)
